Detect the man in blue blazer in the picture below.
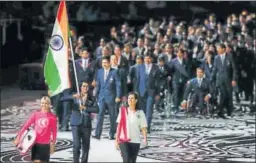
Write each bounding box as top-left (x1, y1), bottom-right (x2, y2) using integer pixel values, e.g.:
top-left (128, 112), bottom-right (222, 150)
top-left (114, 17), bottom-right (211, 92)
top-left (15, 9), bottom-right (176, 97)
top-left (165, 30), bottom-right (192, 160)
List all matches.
top-left (169, 48), bottom-right (190, 114)
top-left (135, 53), bottom-right (160, 133)
top-left (128, 55), bottom-right (144, 92)
top-left (61, 80), bottom-right (99, 163)
top-left (94, 56), bottom-right (121, 140)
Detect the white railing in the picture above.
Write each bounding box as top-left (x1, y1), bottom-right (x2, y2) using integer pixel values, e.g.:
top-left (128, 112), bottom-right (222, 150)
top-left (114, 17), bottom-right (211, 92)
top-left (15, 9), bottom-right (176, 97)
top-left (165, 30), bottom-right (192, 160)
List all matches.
top-left (0, 17), bottom-right (23, 45)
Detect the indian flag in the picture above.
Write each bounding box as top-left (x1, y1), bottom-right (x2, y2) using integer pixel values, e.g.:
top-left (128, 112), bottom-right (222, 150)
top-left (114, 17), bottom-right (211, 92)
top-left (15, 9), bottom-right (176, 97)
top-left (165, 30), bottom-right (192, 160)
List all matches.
top-left (44, 0), bottom-right (70, 97)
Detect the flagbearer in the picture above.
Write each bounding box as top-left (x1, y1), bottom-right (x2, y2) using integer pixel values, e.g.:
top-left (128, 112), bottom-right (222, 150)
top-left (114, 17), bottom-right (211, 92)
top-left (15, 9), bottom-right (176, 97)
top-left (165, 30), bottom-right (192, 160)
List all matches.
top-left (61, 80), bottom-right (99, 163)
top-left (115, 92), bottom-right (148, 163)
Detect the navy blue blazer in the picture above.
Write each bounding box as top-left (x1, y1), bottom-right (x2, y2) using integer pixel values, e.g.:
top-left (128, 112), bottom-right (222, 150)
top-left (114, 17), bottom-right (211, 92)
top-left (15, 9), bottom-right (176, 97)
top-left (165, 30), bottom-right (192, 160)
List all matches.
top-left (169, 58), bottom-right (190, 84)
top-left (183, 77), bottom-right (213, 100)
top-left (96, 68), bottom-right (121, 102)
top-left (135, 64), bottom-right (160, 97)
top-left (75, 58), bottom-right (95, 84)
top-left (61, 95), bottom-right (99, 127)
top-left (200, 61), bottom-right (213, 79)
top-left (211, 53), bottom-right (237, 86)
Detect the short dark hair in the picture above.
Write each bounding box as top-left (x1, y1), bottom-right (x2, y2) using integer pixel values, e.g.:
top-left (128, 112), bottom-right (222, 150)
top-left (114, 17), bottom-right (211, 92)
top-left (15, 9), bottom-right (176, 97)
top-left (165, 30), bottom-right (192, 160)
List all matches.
top-left (80, 47), bottom-right (89, 53)
top-left (114, 44), bottom-right (122, 49)
top-left (79, 80), bottom-right (90, 88)
top-left (158, 56), bottom-right (165, 62)
top-left (144, 52), bottom-right (152, 58)
top-left (197, 67), bottom-right (204, 72)
top-left (178, 48), bottom-right (185, 54)
top-left (217, 43), bottom-right (226, 49)
top-left (102, 55), bottom-right (110, 62)
top-left (136, 55), bottom-right (144, 60)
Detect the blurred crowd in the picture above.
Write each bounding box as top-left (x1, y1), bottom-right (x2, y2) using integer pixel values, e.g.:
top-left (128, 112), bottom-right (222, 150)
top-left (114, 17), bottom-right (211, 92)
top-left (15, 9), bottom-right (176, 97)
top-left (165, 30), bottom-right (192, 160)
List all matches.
top-left (49, 9), bottom-right (256, 135)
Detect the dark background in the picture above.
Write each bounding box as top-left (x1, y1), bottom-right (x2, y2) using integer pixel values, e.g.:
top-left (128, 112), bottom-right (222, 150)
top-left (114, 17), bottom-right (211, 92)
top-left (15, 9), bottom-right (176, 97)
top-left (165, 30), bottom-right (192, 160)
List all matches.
top-left (1, 1), bottom-right (255, 86)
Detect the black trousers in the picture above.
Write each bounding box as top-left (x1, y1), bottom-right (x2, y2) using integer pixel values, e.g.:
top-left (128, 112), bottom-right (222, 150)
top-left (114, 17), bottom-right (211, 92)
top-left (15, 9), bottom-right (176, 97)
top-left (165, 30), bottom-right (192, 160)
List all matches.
top-left (190, 93), bottom-right (205, 111)
top-left (119, 142), bottom-right (140, 163)
top-left (71, 126), bottom-right (91, 163)
top-left (172, 82), bottom-right (186, 111)
top-left (218, 83), bottom-right (233, 116)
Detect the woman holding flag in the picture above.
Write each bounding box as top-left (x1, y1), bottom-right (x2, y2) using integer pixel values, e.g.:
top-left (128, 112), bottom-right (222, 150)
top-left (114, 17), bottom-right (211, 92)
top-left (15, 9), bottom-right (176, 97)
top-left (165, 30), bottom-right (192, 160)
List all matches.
top-left (115, 92), bottom-right (148, 163)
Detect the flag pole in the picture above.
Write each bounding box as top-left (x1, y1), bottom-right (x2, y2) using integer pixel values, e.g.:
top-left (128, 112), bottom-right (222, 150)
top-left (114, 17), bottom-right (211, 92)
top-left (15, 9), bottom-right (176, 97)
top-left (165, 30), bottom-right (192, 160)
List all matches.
top-left (68, 37), bottom-right (82, 113)
top-left (65, 0), bottom-right (82, 113)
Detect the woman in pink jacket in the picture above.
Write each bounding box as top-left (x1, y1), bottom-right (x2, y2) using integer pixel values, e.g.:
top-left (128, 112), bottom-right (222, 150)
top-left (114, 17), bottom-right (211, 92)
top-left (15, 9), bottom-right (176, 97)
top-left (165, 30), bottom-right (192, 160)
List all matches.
top-left (14, 96), bottom-right (57, 163)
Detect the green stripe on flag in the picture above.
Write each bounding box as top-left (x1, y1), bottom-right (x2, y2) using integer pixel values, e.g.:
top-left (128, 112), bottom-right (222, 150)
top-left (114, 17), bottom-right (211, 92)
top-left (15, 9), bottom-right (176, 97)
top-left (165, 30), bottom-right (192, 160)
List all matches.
top-left (44, 48), bottom-right (61, 95)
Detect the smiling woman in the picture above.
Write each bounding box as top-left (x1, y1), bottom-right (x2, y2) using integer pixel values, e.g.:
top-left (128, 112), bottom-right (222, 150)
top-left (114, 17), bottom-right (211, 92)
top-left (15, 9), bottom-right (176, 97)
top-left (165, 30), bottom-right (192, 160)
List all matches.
top-left (13, 96), bottom-right (57, 163)
top-left (115, 92), bottom-right (148, 163)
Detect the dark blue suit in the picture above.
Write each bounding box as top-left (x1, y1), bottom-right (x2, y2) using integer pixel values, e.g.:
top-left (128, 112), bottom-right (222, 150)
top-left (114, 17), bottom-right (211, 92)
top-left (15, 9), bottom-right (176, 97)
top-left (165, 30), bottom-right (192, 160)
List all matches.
top-left (200, 61), bottom-right (213, 79)
top-left (95, 46), bottom-right (102, 58)
top-left (135, 64), bottom-right (160, 132)
top-left (75, 58), bottom-right (95, 85)
top-left (169, 58), bottom-right (190, 111)
top-left (128, 64), bottom-right (140, 92)
top-left (94, 68), bottom-right (121, 138)
top-left (211, 53), bottom-right (237, 116)
top-left (155, 64), bottom-right (170, 112)
top-left (61, 95), bottom-right (99, 163)
top-left (184, 78), bottom-right (213, 110)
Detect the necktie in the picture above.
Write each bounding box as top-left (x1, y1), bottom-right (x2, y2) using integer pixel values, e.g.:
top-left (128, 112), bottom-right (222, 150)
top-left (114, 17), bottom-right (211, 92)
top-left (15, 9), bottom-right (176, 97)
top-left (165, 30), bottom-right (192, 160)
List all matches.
top-left (147, 65), bottom-right (150, 75)
top-left (221, 56), bottom-right (224, 64)
top-left (198, 78), bottom-right (202, 87)
top-left (168, 55), bottom-right (171, 62)
top-left (82, 60), bottom-right (86, 70)
top-left (85, 60), bottom-right (88, 68)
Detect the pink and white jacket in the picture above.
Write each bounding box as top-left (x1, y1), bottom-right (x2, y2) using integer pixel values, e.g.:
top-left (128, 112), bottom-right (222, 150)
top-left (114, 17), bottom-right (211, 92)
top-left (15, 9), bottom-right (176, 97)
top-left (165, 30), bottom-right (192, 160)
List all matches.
top-left (16, 110), bottom-right (57, 144)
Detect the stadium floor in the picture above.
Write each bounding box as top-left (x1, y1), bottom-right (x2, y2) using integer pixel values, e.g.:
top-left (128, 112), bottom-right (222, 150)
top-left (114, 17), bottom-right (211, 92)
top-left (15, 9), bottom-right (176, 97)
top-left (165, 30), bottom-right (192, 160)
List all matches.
top-left (1, 94), bottom-right (255, 162)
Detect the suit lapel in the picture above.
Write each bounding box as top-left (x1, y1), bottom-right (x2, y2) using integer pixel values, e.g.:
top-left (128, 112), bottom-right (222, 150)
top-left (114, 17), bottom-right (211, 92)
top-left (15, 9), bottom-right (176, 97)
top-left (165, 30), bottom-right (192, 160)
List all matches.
top-left (142, 64), bottom-right (146, 79)
top-left (103, 69), bottom-right (112, 87)
top-left (79, 59), bottom-right (91, 71)
top-left (175, 59), bottom-right (188, 77)
top-left (223, 55), bottom-right (228, 67)
top-left (87, 59), bottom-right (91, 68)
top-left (143, 64), bottom-right (150, 80)
top-left (195, 78), bottom-right (204, 88)
top-left (78, 60), bottom-right (84, 70)
top-left (218, 56), bottom-right (223, 68)
top-left (148, 64), bottom-right (154, 76)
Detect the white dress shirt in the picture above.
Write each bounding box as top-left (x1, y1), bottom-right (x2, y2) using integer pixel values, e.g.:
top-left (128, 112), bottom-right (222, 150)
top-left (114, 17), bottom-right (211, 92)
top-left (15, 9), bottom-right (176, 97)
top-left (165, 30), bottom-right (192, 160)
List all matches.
top-left (221, 54), bottom-right (225, 64)
top-left (82, 58), bottom-right (89, 70)
top-left (167, 54), bottom-right (172, 62)
top-left (197, 78), bottom-right (202, 87)
top-left (145, 64), bottom-right (152, 75)
top-left (104, 69), bottom-right (110, 81)
top-left (178, 58), bottom-right (183, 65)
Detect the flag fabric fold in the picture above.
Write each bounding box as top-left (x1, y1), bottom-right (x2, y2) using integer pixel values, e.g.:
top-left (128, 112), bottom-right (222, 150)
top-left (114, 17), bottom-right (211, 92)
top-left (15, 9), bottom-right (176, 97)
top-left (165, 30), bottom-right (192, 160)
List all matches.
top-left (44, 0), bottom-right (70, 96)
